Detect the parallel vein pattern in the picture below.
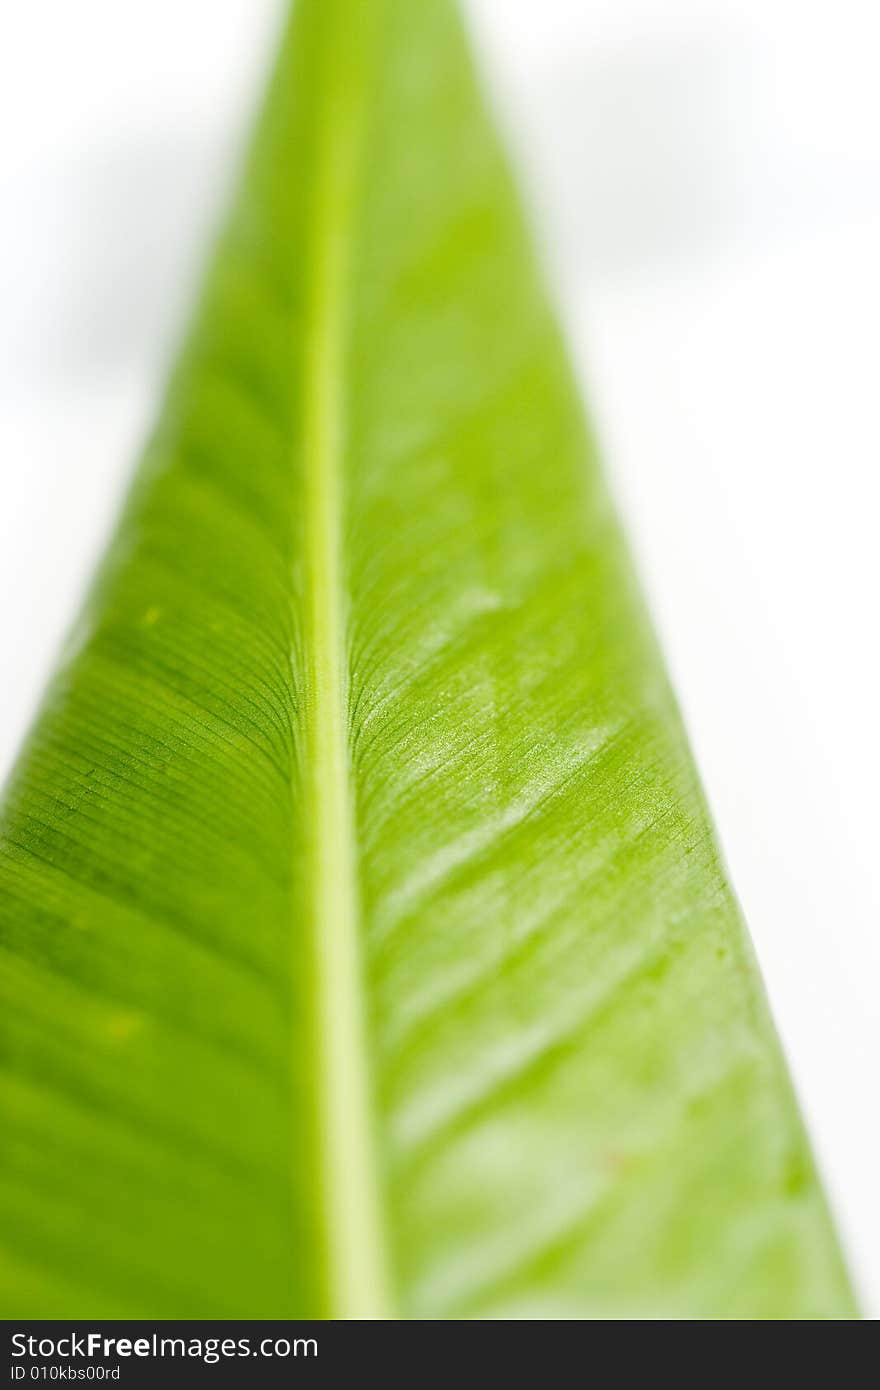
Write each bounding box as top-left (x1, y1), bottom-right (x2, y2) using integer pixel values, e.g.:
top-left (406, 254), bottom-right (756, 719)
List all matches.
top-left (0, 0), bottom-right (856, 1318)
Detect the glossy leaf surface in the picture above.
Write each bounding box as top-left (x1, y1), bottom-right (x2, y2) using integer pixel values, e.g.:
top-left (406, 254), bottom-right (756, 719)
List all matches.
top-left (0, 0), bottom-right (855, 1318)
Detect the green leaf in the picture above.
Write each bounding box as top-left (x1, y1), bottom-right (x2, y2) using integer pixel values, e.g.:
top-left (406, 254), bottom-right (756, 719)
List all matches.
top-left (0, 0), bottom-right (856, 1319)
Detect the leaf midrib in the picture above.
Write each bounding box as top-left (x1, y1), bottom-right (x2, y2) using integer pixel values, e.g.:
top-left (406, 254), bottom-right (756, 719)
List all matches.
top-left (300, 1), bottom-right (392, 1319)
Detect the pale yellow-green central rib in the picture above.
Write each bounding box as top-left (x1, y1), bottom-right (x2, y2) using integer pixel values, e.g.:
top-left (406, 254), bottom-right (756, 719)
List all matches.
top-left (301, 3), bottom-right (392, 1320)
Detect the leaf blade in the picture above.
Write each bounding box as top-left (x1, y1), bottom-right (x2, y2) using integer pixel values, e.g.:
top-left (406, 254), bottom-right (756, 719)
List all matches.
top-left (0, 0), bottom-right (856, 1318)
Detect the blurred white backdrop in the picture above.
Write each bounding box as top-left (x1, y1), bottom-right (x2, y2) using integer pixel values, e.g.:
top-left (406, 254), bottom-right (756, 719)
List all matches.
top-left (1, 0), bottom-right (878, 1315)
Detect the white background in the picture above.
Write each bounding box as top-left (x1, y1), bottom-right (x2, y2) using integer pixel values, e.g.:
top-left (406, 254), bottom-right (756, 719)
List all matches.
top-left (1, 0), bottom-right (877, 1315)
